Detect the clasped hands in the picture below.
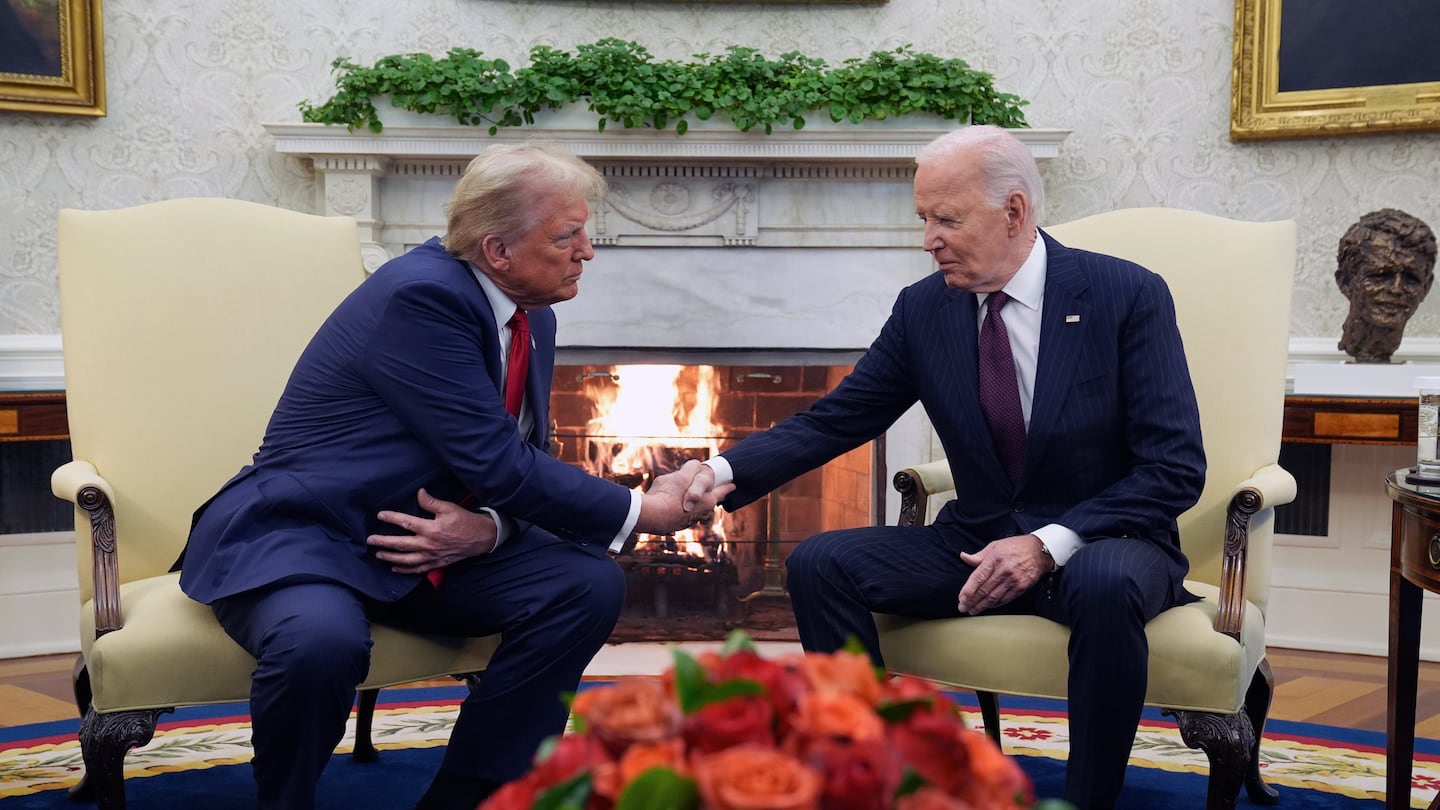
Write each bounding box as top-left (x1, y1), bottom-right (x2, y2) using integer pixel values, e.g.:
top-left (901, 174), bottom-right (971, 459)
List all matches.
top-left (635, 458), bottom-right (734, 535)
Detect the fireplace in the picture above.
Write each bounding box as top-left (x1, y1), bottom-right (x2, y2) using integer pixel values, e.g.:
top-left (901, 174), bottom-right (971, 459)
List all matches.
top-left (550, 358), bottom-right (876, 641)
top-left (266, 117), bottom-right (1065, 640)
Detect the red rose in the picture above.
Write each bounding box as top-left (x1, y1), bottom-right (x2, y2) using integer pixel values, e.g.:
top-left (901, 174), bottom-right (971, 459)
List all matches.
top-left (693, 744), bottom-right (823, 810)
top-left (888, 709), bottom-right (972, 795)
top-left (476, 776), bottom-right (539, 810)
top-left (704, 649), bottom-right (811, 730)
top-left (684, 694), bottom-right (777, 754)
top-left (529, 732), bottom-right (614, 792)
top-left (572, 677), bottom-right (682, 756)
top-left (880, 675), bottom-right (961, 716)
top-left (800, 650), bottom-right (882, 706)
top-left (953, 729), bottom-right (1033, 809)
top-left (803, 737), bottom-right (903, 810)
top-left (787, 692), bottom-right (886, 749)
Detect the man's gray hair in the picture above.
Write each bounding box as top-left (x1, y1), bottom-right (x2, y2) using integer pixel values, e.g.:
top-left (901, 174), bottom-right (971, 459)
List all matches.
top-left (915, 125), bottom-right (1045, 225)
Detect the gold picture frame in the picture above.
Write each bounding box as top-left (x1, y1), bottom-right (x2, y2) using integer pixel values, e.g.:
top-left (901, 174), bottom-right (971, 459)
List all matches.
top-left (0, 0), bottom-right (106, 117)
top-left (1231, 0), bottom-right (1440, 141)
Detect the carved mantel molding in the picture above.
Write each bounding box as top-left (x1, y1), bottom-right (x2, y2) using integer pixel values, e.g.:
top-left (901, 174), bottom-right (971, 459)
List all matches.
top-left (264, 120), bottom-right (1070, 271)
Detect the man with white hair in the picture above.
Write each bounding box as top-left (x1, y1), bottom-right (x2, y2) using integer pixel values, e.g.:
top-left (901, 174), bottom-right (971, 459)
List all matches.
top-left (687, 125), bottom-right (1206, 809)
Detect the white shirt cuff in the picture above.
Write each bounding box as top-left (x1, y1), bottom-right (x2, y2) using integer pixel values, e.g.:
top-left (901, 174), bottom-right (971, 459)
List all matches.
top-left (609, 489), bottom-right (643, 553)
top-left (477, 507), bottom-right (509, 552)
top-left (1032, 524), bottom-right (1082, 568)
top-left (704, 456), bottom-right (735, 487)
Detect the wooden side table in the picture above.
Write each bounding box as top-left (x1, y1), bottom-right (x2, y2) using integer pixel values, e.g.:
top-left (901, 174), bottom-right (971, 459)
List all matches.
top-left (1387, 470), bottom-right (1440, 809)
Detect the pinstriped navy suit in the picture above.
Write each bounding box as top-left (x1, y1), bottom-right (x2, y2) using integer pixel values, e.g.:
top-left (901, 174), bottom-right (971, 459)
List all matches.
top-left (720, 230), bottom-right (1206, 809)
top-left (177, 237), bottom-right (630, 809)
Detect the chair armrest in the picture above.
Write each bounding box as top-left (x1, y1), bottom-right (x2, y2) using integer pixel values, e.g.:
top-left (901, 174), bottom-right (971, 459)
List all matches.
top-left (893, 460), bottom-right (954, 527)
top-left (1215, 463), bottom-right (1297, 640)
top-left (52, 459), bottom-right (124, 638)
top-left (1231, 463), bottom-right (1297, 510)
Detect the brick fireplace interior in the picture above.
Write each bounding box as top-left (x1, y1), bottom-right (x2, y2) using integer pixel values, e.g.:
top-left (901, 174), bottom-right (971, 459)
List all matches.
top-left (550, 360), bottom-right (876, 642)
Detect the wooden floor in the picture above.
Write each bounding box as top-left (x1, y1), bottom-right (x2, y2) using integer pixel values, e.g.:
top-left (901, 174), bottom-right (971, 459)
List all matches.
top-left (1, 646), bottom-right (1436, 734)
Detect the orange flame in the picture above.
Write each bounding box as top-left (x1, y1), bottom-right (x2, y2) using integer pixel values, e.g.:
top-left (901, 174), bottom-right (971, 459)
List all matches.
top-left (582, 365), bottom-right (727, 559)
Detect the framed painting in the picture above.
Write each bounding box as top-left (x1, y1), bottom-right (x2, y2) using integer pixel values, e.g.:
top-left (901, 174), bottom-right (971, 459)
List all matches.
top-left (0, 0), bottom-right (106, 116)
top-left (1231, 0), bottom-right (1440, 141)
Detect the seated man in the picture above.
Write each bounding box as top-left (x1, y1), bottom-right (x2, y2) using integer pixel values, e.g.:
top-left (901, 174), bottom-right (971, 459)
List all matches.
top-left (176, 143), bottom-right (728, 810)
top-left (686, 125), bottom-right (1206, 810)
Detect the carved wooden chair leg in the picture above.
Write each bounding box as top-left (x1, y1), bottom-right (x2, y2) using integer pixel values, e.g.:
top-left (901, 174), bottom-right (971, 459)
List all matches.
top-left (976, 691), bottom-right (1003, 746)
top-left (1243, 660), bottom-right (1280, 805)
top-left (1165, 708), bottom-right (1254, 810)
top-left (67, 659), bottom-right (97, 802)
top-left (78, 706), bottom-right (171, 809)
top-left (352, 688), bottom-right (382, 763)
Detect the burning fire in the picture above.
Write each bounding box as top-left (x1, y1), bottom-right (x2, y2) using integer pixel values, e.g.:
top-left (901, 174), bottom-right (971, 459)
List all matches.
top-left (582, 364), bottom-right (728, 559)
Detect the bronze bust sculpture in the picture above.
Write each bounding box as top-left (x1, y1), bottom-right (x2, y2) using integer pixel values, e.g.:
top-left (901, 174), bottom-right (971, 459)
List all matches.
top-left (1336, 208), bottom-right (1438, 363)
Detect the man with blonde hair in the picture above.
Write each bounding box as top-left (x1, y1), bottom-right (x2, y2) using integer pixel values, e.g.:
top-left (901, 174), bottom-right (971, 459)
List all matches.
top-left (178, 143), bottom-right (727, 810)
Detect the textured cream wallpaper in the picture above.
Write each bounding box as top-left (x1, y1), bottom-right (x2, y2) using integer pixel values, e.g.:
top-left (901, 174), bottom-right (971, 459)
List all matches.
top-left (1, 0), bottom-right (1438, 338)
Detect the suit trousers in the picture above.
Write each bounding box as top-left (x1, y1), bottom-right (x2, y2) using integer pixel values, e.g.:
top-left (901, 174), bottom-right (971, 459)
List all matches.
top-left (212, 527), bottom-right (626, 810)
top-left (783, 524), bottom-right (1185, 810)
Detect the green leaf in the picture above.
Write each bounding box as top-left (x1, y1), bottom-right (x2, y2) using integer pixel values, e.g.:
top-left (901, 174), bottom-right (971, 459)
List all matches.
top-left (895, 767), bottom-right (927, 798)
top-left (876, 697), bottom-right (931, 723)
top-left (616, 767), bottom-right (701, 810)
top-left (533, 772), bottom-right (593, 810)
top-left (720, 628), bottom-right (756, 656)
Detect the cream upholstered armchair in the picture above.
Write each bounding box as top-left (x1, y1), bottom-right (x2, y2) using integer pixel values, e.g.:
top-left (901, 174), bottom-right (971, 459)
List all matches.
top-left (53, 198), bottom-right (499, 808)
top-left (875, 209), bottom-right (1297, 810)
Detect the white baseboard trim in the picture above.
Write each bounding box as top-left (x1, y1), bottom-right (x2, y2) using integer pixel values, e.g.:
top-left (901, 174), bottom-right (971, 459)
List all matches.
top-left (1267, 583), bottom-right (1440, 661)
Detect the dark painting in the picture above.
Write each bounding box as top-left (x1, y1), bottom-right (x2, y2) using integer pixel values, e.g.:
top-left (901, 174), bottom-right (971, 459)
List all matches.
top-left (1278, 0), bottom-right (1440, 92)
top-left (0, 0), bottom-right (63, 78)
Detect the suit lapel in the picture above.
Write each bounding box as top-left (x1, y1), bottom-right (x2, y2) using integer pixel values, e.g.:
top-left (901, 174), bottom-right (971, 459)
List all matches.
top-left (527, 308), bottom-right (556, 448)
top-left (1025, 232), bottom-right (1090, 480)
top-left (934, 285), bottom-right (1016, 487)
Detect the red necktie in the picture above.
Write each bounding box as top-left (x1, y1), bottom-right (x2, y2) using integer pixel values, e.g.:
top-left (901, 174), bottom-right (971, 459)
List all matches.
top-left (504, 309), bottom-right (530, 419)
top-left (428, 309), bottom-right (531, 589)
top-left (978, 292), bottom-right (1026, 485)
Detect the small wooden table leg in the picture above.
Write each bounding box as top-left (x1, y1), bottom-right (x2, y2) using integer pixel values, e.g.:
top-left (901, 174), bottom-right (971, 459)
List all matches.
top-left (1389, 501), bottom-right (1424, 810)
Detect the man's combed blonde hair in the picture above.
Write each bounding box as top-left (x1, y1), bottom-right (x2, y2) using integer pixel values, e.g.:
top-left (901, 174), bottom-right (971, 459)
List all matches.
top-left (443, 143), bottom-right (607, 262)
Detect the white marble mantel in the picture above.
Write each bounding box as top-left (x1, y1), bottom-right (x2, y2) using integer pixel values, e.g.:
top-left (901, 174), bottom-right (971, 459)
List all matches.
top-left (264, 119), bottom-right (1069, 273)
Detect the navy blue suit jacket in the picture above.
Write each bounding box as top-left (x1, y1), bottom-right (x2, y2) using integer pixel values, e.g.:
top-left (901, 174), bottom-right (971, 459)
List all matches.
top-left (722, 230), bottom-right (1206, 565)
top-left (178, 237), bottom-right (633, 604)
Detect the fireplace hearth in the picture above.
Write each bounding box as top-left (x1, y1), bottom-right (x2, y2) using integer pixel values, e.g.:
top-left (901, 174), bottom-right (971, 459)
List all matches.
top-left (551, 360), bottom-right (876, 641)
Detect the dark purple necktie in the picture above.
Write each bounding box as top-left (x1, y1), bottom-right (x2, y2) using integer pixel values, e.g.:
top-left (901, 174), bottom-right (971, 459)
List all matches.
top-left (978, 291), bottom-right (1026, 485)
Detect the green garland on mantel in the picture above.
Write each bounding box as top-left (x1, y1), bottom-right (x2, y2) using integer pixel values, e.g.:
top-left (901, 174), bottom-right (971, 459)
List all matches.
top-left (298, 39), bottom-right (1029, 135)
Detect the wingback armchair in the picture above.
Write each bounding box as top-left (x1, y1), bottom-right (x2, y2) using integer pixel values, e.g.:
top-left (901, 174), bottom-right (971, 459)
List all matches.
top-left (53, 198), bottom-right (499, 808)
top-left (875, 208), bottom-right (1297, 810)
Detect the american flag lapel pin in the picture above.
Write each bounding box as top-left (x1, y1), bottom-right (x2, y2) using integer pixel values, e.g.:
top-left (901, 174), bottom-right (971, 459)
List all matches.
top-left (1065, 314), bottom-right (1081, 324)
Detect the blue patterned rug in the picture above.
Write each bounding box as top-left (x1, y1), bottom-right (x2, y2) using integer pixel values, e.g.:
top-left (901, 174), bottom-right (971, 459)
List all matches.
top-left (1, 686), bottom-right (1429, 808)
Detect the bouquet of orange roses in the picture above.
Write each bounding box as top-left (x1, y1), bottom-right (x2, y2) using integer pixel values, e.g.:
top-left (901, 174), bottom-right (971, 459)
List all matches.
top-left (479, 632), bottom-right (1073, 810)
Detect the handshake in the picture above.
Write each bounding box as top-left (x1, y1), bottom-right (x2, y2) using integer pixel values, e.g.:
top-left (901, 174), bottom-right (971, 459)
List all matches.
top-left (633, 459), bottom-right (735, 536)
